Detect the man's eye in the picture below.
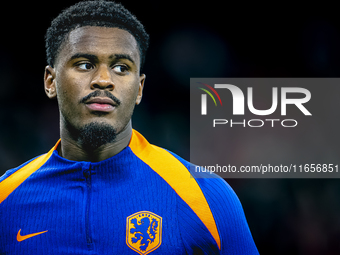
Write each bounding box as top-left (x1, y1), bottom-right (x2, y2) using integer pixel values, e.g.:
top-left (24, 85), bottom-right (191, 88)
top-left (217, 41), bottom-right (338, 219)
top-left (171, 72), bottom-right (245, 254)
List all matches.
top-left (113, 65), bottom-right (128, 73)
top-left (77, 63), bottom-right (94, 70)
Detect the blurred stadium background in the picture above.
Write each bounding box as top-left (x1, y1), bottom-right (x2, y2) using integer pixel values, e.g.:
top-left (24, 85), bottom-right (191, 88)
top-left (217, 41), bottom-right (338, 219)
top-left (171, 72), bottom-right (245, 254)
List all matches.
top-left (1, 1), bottom-right (340, 254)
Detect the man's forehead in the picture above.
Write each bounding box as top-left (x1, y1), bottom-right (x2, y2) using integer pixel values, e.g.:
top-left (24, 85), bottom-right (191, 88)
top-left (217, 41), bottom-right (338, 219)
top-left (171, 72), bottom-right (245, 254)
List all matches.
top-left (60, 26), bottom-right (140, 62)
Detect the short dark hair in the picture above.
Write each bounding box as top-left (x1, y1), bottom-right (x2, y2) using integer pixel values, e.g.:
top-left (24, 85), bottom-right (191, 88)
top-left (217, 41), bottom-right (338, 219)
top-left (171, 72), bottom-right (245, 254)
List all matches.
top-left (45, 0), bottom-right (149, 70)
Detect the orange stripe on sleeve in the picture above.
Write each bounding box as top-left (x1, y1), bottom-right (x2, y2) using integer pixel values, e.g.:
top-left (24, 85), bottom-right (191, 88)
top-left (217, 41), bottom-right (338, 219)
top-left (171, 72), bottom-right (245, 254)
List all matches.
top-left (0, 140), bottom-right (60, 205)
top-left (129, 130), bottom-right (221, 250)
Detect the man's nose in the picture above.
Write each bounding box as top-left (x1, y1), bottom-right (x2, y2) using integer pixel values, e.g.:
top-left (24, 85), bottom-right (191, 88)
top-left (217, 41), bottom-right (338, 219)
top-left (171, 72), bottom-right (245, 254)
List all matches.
top-left (90, 65), bottom-right (114, 90)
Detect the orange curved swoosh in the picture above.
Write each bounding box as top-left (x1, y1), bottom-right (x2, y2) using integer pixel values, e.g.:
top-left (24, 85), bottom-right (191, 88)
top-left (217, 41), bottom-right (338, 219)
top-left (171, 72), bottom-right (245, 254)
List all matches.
top-left (17, 229), bottom-right (48, 242)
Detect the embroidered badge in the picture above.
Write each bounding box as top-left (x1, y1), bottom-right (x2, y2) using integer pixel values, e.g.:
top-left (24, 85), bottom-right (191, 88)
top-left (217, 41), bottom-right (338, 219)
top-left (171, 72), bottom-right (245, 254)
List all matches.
top-left (126, 211), bottom-right (162, 255)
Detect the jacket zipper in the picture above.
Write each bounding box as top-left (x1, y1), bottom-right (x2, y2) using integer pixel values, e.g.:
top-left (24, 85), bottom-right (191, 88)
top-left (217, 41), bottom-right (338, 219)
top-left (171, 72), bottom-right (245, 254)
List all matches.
top-left (83, 165), bottom-right (94, 250)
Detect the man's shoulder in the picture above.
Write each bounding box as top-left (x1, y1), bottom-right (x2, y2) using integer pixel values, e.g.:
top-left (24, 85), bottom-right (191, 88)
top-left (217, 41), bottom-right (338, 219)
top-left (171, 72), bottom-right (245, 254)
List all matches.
top-left (0, 141), bottom-right (59, 184)
top-left (0, 155), bottom-right (43, 183)
top-left (164, 149), bottom-right (260, 254)
top-left (0, 144), bottom-right (57, 206)
top-left (163, 148), bottom-right (235, 198)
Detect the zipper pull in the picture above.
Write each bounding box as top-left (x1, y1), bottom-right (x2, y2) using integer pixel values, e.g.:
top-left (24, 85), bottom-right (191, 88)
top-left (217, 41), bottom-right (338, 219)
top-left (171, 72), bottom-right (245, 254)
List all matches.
top-left (82, 163), bottom-right (92, 179)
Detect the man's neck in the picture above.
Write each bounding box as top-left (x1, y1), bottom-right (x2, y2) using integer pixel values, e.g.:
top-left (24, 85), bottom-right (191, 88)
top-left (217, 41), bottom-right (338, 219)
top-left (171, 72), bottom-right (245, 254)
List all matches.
top-left (58, 122), bottom-right (133, 162)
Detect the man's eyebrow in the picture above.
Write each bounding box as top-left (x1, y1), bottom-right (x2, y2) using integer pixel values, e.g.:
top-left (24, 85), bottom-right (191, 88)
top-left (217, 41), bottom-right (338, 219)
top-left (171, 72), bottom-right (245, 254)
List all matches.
top-left (69, 53), bottom-right (99, 62)
top-left (109, 54), bottom-right (135, 65)
top-left (69, 53), bottom-right (136, 65)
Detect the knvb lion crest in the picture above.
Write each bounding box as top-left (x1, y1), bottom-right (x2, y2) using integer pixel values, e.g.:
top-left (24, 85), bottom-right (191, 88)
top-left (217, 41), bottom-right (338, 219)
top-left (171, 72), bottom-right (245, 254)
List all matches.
top-left (126, 211), bottom-right (162, 255)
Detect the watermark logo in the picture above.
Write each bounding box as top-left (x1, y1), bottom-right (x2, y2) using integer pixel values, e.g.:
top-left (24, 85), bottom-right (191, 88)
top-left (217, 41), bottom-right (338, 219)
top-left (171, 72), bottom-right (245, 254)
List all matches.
top-left (199, 83), bottom-right (311, 116)
top-left (197, 81), bottom-right (312, 128)
top-left (198, 82), bottom-right (222, 115)
top-left (190, 78), bottom-right (339, 179)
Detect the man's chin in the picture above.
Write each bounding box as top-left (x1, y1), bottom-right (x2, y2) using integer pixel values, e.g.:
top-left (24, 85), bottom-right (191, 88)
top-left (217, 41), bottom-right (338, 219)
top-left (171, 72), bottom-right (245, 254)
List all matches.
top-left (78, 122), bottom-right (117, 150)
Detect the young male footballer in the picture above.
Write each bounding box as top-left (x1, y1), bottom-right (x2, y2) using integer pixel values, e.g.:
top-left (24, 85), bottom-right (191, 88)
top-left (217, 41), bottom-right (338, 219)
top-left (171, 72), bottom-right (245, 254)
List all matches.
top-left (0, 1), bottom-right (259, 254)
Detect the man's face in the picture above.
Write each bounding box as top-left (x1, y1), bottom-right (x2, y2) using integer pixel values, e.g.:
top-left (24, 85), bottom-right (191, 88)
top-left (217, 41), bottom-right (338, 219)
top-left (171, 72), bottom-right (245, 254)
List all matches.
top-left (45, 26), bottom-right (145, 143)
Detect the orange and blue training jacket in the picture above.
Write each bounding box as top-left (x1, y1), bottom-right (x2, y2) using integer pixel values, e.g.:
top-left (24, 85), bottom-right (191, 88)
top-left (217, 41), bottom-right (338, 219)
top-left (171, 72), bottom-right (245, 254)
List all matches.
top-left (0, 130), bottom-right (259, 254)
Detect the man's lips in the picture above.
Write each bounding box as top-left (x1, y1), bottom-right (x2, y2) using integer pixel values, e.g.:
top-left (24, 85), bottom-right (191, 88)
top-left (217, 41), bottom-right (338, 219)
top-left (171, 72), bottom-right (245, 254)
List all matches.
top-left (84, 97), bottom-right (117, 112)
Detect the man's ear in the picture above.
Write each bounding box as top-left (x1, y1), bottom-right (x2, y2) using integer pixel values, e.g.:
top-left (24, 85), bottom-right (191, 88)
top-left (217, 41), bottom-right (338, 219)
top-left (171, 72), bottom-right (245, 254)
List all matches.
top-left (136, 74), bottom-right (146, 105)
top-left (44, 65), bottom-right (57, 99)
